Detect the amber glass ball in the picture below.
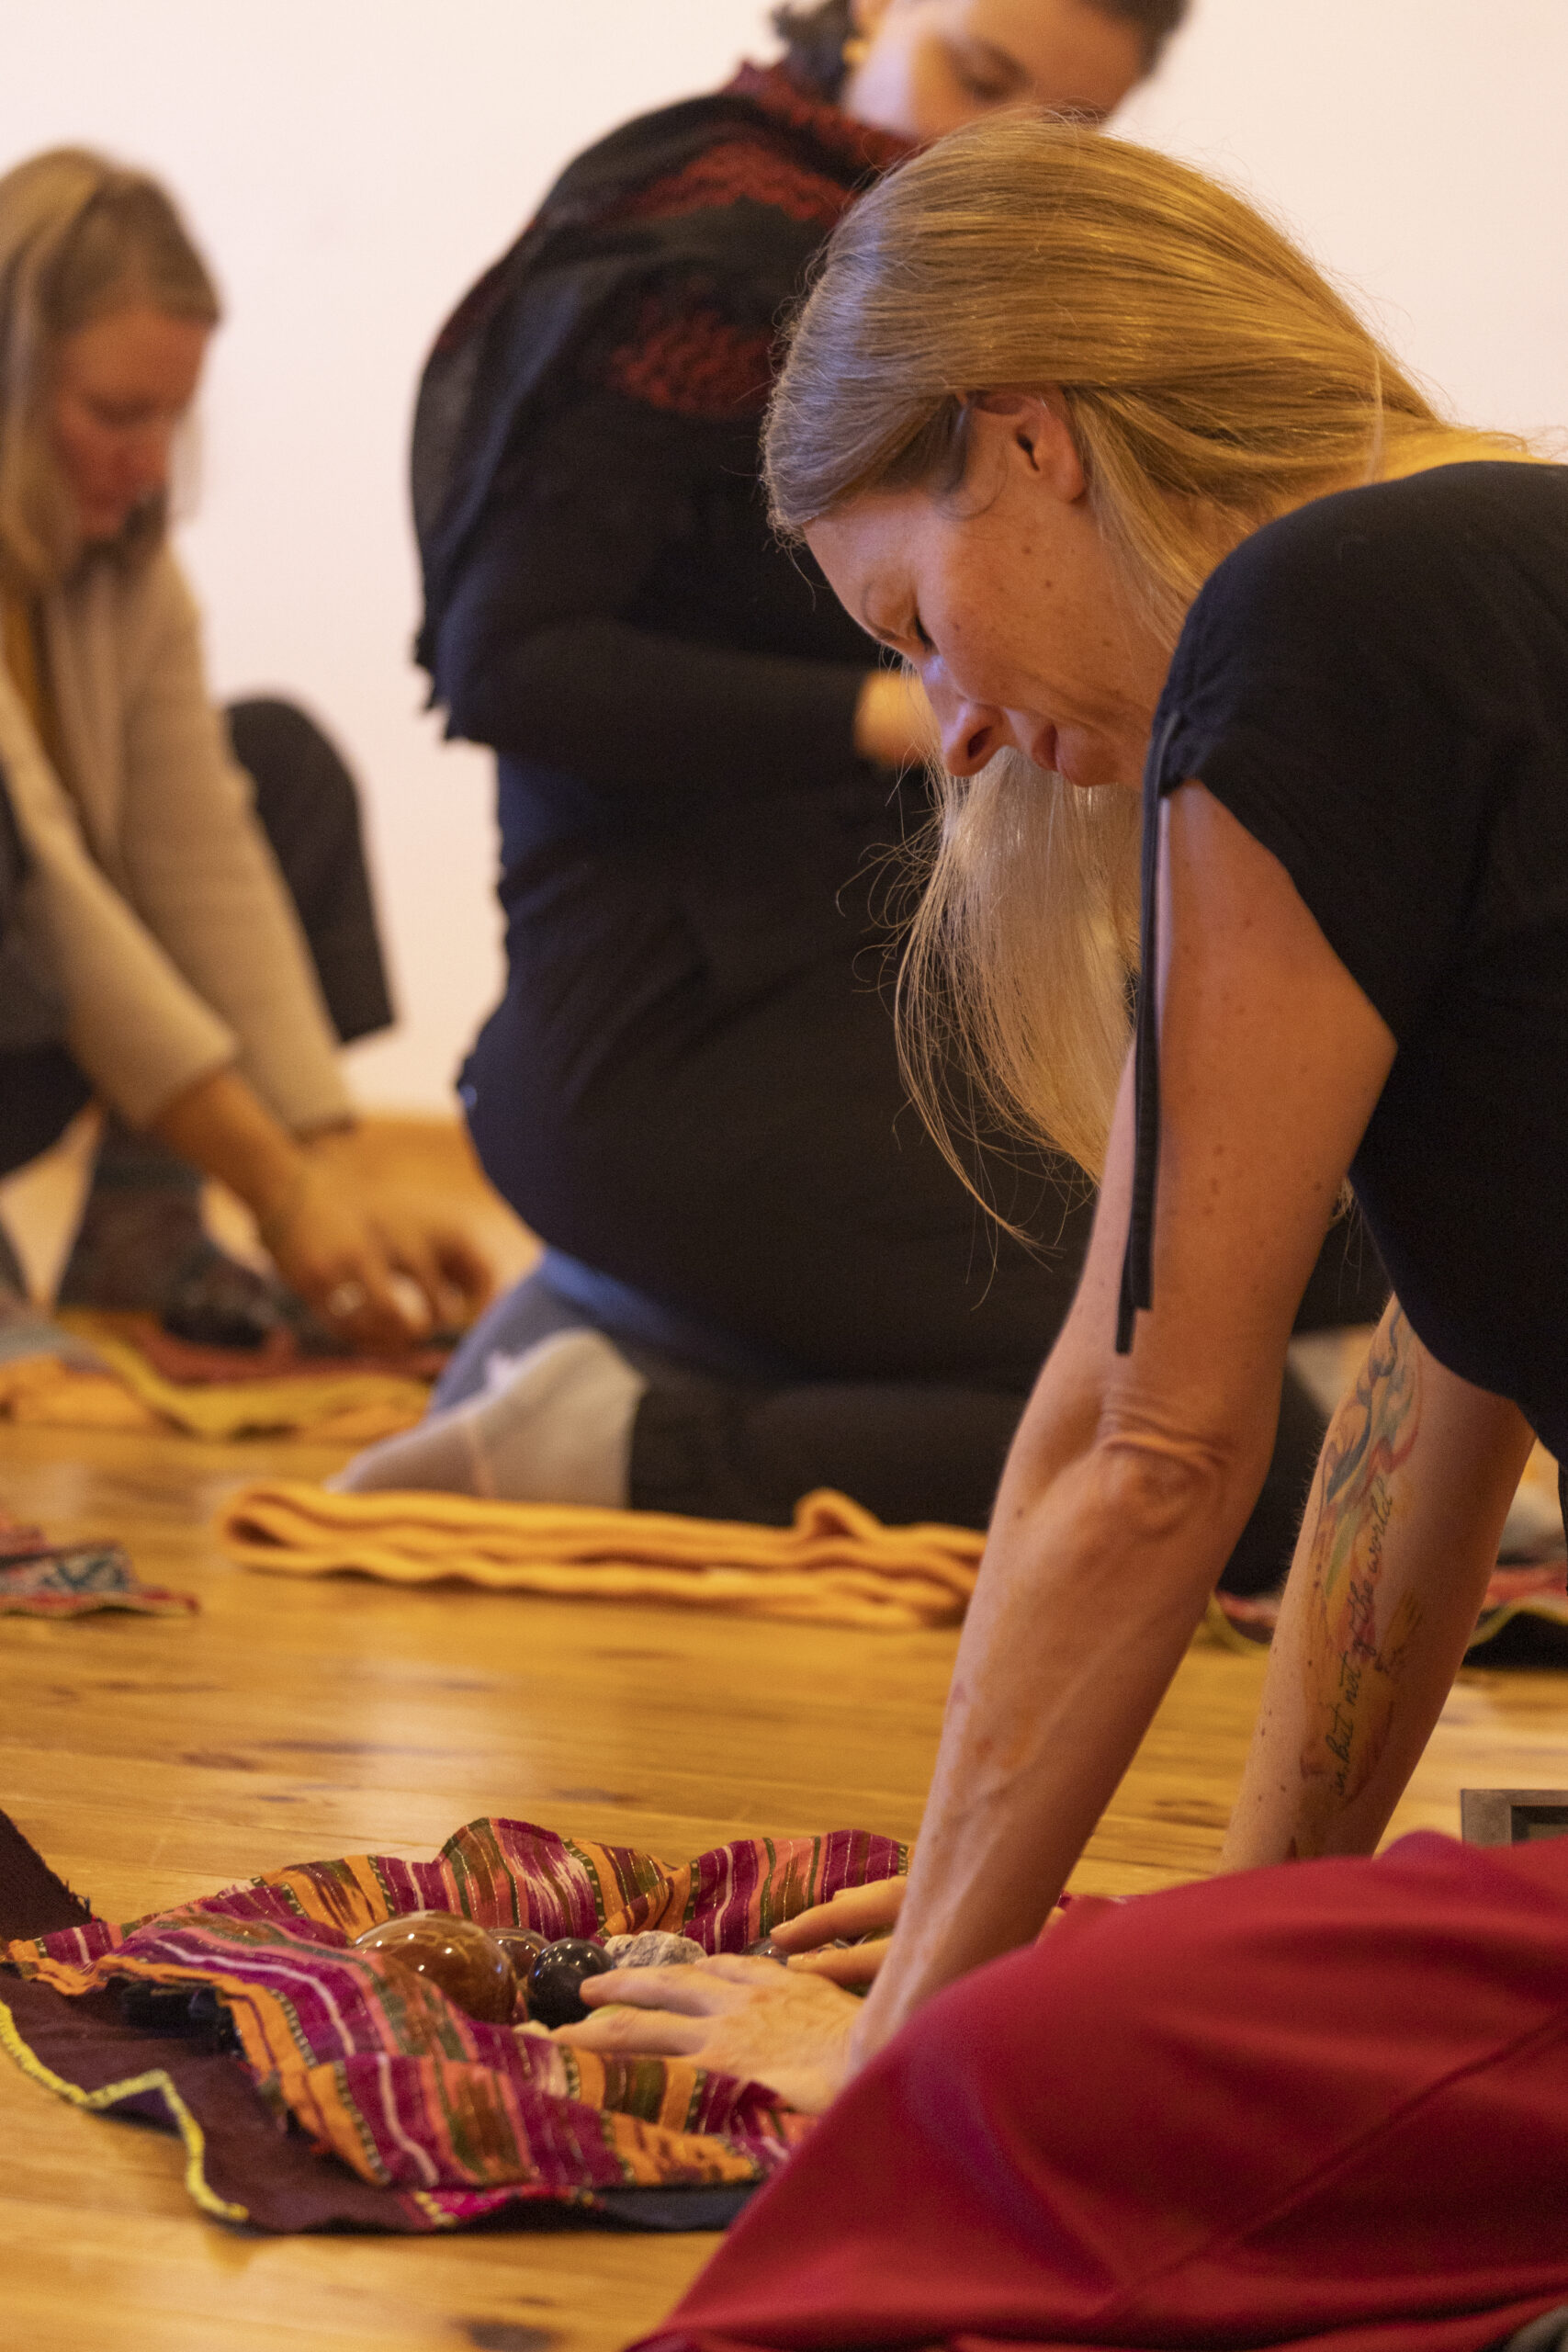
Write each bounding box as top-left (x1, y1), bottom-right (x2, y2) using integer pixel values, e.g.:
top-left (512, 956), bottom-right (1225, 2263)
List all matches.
top-left (493, 1927), bottom-right (549, 1973)
top-left (492, 1928), bottom-right (549, 2018)
top-left (353, 1910), bottom-right (516, 2023)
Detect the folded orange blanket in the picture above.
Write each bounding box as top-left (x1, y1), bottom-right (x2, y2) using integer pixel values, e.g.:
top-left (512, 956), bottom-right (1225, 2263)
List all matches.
top-left (216, 1480), bottom-right (985, 1631)
top-left (0, 1316), bottom-right (433, 1443)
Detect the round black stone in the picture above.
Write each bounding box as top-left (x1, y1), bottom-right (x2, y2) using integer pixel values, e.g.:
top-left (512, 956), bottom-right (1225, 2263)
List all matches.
top-left (525, 1937), bottom-right (614, 2028)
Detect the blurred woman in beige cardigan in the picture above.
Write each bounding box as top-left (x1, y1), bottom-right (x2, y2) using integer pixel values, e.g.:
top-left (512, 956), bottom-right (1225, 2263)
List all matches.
top-left (0, 149), bottom-right (491, 1349)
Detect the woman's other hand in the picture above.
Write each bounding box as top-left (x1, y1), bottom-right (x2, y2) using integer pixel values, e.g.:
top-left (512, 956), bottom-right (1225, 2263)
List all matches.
top-left (266, 1140), bottom-right (492, 1349)
top-left (766, 1876), bottom-right (906, 1987)
top-left (854, 667), bottom-right (936, 771)
top-left (554, 1955), bottom-right (863, 2114)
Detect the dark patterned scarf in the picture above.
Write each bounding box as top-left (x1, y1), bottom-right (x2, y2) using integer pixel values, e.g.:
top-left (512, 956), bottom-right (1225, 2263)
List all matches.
top-left (411, 63), bottom-right (908, 698)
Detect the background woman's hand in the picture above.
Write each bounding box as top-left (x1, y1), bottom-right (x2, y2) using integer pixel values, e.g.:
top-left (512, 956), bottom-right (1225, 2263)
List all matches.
top-left (265, 1150), bottom-right (492, 1349)
top-left (149, 1067), bottom-right (493, 1350)
top-left (766, 1876), bottom-right (906, 1987)
top-left (553, 1955), bottom-right (863, 2113)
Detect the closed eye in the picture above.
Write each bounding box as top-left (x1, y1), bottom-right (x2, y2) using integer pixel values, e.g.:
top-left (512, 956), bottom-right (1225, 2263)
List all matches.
top-left (860, 601), bottom-right (935, 661)
top-left (945, 37), bottom-right (1026, 107)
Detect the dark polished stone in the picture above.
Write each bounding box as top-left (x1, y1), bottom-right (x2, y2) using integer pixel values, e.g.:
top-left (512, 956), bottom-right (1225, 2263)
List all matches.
top-left (114, 1978), bottom-right (240, 2049)
top-left (492, 1928), bottom-right (549, 2018)
top-left (525, 1937), bottom-right (614, 2028)
top-left (353, 1910), bottom-right (516, 2023)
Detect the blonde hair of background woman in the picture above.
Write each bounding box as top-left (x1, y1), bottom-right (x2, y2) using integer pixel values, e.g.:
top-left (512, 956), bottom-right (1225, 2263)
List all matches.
top-left (0, 147), bottom-right (219, 595)
top-left (765, 117), bottom-right (1522, 1186)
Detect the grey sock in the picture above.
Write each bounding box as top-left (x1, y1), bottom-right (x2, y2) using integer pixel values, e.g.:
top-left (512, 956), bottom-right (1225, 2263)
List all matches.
top-left (329, 1329), bottom-right (647, 1508)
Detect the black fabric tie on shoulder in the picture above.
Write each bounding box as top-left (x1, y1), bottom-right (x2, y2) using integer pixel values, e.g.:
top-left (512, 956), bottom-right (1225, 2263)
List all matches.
top-left (1116, 710), bottom-right (1181, 1356)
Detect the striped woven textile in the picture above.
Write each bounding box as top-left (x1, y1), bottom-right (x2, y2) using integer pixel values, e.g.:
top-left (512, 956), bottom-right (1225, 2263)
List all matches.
top-left (2, 1815), bottom-right (906, 2222)
top-left (0, 1509), bottom-right (196, 1618)
top-left (1203, 1558), bottom-right (1568, 1666)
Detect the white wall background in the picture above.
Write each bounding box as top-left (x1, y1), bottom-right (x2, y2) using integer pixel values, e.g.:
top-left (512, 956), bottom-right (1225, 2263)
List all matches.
top-left (6, 2), bottom-right (1564, 1108)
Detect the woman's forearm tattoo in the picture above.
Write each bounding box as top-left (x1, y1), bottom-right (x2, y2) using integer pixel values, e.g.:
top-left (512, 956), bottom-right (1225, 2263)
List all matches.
top-left (1297, 1309), bottom-right (1422, 1838)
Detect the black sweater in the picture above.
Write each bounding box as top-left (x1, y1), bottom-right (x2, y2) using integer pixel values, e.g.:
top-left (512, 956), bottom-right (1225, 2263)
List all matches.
top-left (420, 71), bottom-right (1093, 1385)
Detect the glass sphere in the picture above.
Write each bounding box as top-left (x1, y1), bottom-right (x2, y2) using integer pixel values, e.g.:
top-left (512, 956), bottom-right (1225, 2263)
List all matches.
top-left (353, 1910), bottom-right (516, 2024)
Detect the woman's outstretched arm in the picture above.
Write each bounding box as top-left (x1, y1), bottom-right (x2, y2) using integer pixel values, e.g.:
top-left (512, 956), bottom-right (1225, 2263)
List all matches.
top-left (1221, 1302), bottom-right (1532, 1870)
top-left (846, 782), bottom-right (1404, 2062)
top-left (563, 785), bottom-right (1520, 2097)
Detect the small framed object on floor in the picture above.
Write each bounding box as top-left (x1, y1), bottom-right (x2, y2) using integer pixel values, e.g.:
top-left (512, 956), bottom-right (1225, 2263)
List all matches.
top-left (1461, 1790), bottom-right (1568, 1846)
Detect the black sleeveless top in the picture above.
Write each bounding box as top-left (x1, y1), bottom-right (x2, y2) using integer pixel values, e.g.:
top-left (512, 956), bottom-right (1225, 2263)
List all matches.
top-left (1126, 463), bottom-right (1568, 1459)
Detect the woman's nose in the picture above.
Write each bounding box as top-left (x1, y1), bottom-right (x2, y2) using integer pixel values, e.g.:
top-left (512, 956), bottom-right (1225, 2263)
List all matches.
top-left (940, 700), bottom-right (1002, 776)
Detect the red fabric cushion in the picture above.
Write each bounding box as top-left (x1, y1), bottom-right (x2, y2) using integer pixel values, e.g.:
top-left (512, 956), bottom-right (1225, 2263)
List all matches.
top-left (639, 1831), bottom-right (1568, 2352)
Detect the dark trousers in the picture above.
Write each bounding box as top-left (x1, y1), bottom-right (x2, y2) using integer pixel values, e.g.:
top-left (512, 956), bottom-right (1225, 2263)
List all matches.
top-left (224, 699), bottom-right (393, 1049)
top-left (0, 697), bottom-right (391, 1182)
top-left (461, 790), bottom-right (1386, 1574)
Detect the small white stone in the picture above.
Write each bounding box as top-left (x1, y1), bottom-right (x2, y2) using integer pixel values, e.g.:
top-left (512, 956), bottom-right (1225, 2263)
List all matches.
top-left (602, 1931), bottom-right (705, 1968)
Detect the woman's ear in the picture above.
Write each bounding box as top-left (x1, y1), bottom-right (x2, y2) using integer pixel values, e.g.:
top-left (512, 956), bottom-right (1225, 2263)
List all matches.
top-left (965, 391), bottom-right (1087, 503)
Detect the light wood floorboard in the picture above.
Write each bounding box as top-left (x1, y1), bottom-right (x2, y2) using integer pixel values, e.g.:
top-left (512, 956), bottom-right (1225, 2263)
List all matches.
top-left (3, 1120), bottom-right (1567, 2348)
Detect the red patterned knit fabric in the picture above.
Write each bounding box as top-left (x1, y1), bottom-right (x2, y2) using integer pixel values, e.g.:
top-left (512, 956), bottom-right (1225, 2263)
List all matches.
top-left (598, 63), bottom-right (908, 424)
top-left (606, 300), bottom-right (776, 420)
top-left (618, 138), bottom-right (849, 235)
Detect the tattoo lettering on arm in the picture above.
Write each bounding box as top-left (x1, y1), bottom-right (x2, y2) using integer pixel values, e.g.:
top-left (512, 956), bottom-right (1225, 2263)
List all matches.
top-left (1295, 1307), bottom-right (1423, 1849)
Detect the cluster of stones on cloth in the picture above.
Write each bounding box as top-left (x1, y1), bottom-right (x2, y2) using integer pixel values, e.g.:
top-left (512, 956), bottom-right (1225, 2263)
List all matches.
top-left (348, 1911), bottom-right (709, 2027)
top-left (114, 1909), bottom-right (864, 2041)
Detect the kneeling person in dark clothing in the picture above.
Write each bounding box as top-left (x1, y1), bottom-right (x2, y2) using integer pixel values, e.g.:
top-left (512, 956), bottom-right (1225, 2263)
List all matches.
top-left (337, 0), bottom-right (1378, 1580)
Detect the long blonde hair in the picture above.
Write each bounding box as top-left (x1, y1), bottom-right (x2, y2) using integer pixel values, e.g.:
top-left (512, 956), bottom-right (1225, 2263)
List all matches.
top-left (0, 148), bottom-right (220, 594)
top-left (764, 119), bottom-right (1471, 1181)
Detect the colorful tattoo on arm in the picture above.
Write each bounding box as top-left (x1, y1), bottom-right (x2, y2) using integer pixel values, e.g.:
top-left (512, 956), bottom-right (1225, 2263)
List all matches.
top-left (1295, 1307), bottom-right (1422, 1846)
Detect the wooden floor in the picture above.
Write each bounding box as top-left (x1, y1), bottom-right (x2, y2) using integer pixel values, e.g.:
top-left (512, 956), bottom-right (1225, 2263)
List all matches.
top-left (4, 1122), bottom-right (1568, 2351)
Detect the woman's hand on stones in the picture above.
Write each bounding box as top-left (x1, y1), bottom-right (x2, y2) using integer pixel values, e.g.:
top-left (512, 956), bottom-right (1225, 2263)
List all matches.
top-left (553, 1955), bottom-right (863, 2114)
top-left (765, 1876), bottom-right (907, 1986)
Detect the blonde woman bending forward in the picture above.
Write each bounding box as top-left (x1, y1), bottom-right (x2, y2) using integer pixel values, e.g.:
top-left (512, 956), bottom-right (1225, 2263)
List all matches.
top-left (547, 120), bottom-right (1568, 2352)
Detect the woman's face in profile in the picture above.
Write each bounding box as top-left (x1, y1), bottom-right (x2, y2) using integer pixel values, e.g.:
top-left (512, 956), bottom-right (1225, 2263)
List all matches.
top-left (806, 397), bottom-right (1171, 789)
top-left (50, 304), bottom-right (209, 543)
top-left (843, 0), bottom-right (1147, 144)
